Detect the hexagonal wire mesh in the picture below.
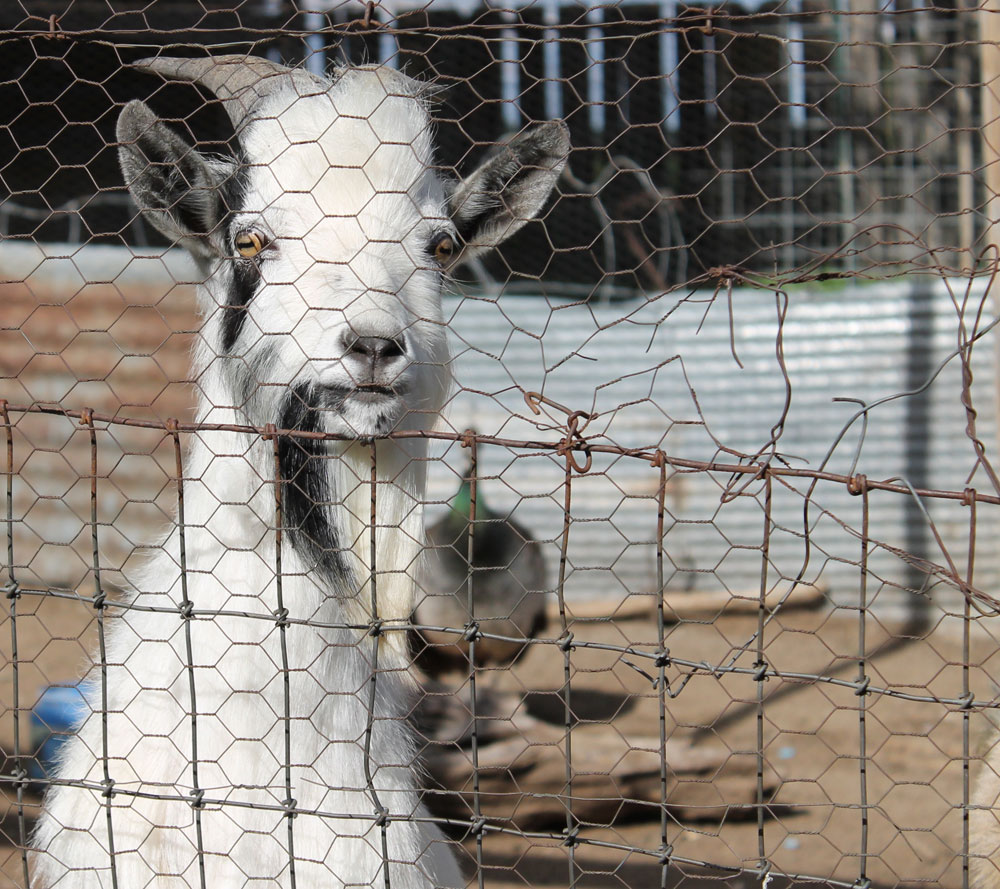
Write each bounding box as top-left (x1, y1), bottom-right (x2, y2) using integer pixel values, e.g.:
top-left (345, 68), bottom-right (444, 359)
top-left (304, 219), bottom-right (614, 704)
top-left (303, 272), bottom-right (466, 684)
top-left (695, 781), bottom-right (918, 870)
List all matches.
top-left (3, 2), bottom-right (1000, 888)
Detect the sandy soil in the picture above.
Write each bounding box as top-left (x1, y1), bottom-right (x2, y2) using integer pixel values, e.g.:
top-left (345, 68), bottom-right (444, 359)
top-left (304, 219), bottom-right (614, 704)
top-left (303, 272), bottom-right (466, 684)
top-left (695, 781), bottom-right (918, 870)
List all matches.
top-left (1, 594), bottom-right (997, 889)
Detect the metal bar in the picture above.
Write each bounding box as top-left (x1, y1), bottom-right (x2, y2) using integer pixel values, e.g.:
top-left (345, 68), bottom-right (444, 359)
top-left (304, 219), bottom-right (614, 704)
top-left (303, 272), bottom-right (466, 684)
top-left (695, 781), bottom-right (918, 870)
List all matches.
top-left (755, 474), bottom-right (772, 878)
top-left (557, 452), bottom-right (577, 888)
top-left (500, 11), bottom-right (521, 131)
top-left (653, 453), bottom-right (671, 888)
top-left (377, 5), bottom-right (399, 69)
top-left (1, 400), bottom-right (30, 889)
top-left (585, 7), bottom-right (605, 135)
top-left (81, 409), bottom-right (119, 889)
top-left (303, 9), bottom-right (326, 76)
top-left (857, 477), bottom-right (870, 884)
top-left (659, 1), bottom-right (679, 131)
top-left (542, 0), bottom-right (563, 121)
top-left (703, 27), bottom-right (717, 121)
top-left (962, 489), bottom-right (976, 889)
top-left (782, 0), bottom-right (806, 268)
top-left (263, 0), bottom-right (283, 63)
top-left (833, 0), bottom-right (857, 273)
top-left (787, 0), bottom-right (807, 129)
top-left (169, 420), bottom-right (207, 889)
top-left (463, 435), bottom-right (486, 889)
top-left (267, 426), bottom-right (298, 889)
top-left (365, 440), bottom-right (392, 889)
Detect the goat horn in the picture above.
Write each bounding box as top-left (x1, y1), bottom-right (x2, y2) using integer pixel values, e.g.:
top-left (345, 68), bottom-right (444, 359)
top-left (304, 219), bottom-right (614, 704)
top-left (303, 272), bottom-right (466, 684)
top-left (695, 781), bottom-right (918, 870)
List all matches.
top-left (134, 55), bottom-right (329, 127)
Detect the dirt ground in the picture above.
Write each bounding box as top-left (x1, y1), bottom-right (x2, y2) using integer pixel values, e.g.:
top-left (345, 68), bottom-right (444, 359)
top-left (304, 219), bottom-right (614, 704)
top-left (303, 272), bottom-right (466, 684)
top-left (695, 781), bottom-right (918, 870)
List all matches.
top-left (2, 593), bottom-right (998, 889)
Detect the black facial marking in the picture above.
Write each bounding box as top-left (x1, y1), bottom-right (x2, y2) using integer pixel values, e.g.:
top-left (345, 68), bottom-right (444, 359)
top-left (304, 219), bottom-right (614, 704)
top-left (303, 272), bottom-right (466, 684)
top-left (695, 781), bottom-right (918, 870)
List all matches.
top-left (233, 349), bottom-right (272, 415)
top-left (217, 160), bottom-right (256, 354)
top-left (277, 384), bottom-right (349, 585)
top-left (222, 260), bottom-right (260, 353)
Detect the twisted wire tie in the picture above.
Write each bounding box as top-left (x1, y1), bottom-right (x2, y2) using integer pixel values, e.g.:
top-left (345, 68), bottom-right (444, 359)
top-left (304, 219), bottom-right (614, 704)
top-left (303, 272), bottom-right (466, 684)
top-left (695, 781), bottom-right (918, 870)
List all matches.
top-left (847, 473), bottom-right (868, 496)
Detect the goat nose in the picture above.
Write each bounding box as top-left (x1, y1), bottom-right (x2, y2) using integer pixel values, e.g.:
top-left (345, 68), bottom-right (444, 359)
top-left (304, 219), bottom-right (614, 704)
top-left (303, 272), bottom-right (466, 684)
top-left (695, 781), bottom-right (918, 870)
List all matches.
top-left (347, 335), bottom-right (406, 363)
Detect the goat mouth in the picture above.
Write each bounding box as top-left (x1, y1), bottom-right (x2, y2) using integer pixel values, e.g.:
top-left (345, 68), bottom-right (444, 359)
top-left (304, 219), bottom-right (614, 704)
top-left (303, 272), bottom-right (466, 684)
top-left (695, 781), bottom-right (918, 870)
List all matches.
top-left (310, 383), bottom-right (407, 437)
top-left (314, 383), bottom-right (405, 409)
top-left (355, 384), bottom-right (396, 396)
top-left (349, 385), bottom-right (399, 405)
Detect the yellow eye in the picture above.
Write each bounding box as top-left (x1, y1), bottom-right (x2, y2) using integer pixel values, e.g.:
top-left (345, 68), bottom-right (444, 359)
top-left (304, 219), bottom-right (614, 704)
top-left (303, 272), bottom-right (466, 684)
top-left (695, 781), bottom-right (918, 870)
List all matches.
top-left (431, 233), bottom-right (456, 265)
top-left (235, 230), bottom-right (267, 258)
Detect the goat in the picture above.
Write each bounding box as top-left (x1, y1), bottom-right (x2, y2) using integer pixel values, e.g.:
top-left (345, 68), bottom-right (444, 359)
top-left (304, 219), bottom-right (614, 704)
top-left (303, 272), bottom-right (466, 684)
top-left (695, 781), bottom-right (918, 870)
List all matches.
top-left (30, 54), bottom-right (568, 888)
top-left (972, 715), bottom-right (1000, 888)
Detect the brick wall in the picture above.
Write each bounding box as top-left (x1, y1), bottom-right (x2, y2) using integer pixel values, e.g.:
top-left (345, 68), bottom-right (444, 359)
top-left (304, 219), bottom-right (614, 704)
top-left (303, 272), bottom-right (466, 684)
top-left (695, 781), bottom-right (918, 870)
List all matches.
top-left (0, 243), bottom-right (199, 596)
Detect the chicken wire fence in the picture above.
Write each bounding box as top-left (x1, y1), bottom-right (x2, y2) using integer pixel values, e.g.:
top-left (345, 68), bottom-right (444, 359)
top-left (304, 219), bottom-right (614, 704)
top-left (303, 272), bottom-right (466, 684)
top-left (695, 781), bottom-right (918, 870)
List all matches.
top-left (4, 2), bottom-right (1000, 889)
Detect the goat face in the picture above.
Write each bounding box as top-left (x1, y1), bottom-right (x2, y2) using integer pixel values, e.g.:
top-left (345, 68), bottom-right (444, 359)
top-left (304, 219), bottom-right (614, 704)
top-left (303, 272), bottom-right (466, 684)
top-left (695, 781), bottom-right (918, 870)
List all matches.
top-left (117, 57), bottom-right (569, 438)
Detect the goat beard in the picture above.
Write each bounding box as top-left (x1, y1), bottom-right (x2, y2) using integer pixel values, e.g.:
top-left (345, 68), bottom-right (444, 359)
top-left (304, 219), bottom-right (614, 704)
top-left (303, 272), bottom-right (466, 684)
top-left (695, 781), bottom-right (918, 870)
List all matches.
top-left (268, 382), bottom-right (425, 664)
top-left (310, 382), bottom-right (409, 439)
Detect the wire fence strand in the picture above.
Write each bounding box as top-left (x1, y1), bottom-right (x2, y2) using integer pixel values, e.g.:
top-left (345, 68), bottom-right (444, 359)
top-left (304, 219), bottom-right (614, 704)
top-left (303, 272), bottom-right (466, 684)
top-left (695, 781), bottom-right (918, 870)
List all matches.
top-left (4, 6), bottom-right (1000, 889)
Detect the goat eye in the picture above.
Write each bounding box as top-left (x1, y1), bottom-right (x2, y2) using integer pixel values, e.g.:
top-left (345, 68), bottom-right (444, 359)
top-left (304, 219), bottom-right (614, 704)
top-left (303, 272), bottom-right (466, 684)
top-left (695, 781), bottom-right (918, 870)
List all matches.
top-left (430, 233), bottom-right (456, 265)
top-left (235, 230), bottom-right (268, 259)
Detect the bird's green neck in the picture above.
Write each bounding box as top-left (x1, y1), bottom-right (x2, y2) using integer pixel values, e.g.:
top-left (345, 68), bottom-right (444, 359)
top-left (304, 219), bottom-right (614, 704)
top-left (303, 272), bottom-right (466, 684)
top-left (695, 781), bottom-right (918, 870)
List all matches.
top-left (449, 478), bottom-right (473, 519)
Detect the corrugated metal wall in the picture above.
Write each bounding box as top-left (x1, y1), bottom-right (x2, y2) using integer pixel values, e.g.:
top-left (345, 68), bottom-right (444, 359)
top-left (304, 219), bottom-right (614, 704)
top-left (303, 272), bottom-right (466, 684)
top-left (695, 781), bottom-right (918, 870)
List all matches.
top-left (428, 279), bottom-right (1000, 618)
top-left (3, 243), bottom-right (997, 617)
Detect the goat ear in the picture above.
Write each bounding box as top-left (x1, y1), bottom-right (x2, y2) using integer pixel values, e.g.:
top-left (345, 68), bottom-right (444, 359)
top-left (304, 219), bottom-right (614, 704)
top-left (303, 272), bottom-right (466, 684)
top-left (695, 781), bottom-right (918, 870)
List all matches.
top-left (449, 121), bottom-right (569, 258)
top-left (117, 100), bottom-right (232, 260)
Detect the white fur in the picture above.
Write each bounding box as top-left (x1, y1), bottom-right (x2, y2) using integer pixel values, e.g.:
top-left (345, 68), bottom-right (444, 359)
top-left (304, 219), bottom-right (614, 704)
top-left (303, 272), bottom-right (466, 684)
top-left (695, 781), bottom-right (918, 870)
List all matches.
top-left (972, 715), bottom-right (1000, 889)
top-left (31, 67), bottom-right (463, 889)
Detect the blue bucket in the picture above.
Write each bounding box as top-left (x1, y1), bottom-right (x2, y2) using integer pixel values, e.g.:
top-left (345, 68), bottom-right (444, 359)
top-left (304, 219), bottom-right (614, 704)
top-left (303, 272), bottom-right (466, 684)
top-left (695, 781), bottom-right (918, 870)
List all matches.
top-left (29, 684), bottom-right (87, 779)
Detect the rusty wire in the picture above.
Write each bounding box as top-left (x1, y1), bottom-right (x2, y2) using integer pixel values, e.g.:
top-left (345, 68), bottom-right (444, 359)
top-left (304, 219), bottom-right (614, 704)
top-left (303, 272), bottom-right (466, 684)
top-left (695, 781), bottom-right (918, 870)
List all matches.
top-left (3, 6), bottom-right (1000, 889)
